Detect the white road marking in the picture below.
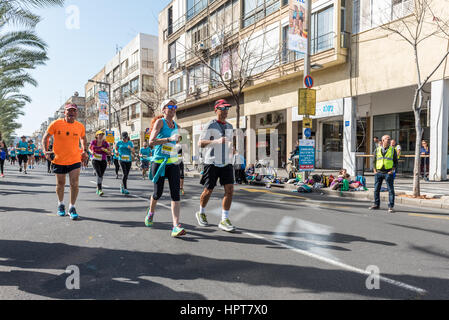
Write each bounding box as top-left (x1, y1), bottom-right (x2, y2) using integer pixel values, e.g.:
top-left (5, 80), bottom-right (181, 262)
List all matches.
top-left (243, 231), bottom-right (427, 295)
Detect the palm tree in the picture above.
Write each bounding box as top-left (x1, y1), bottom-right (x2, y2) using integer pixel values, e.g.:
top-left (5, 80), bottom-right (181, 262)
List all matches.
top-left (0, 0), bottom-right (64, 143)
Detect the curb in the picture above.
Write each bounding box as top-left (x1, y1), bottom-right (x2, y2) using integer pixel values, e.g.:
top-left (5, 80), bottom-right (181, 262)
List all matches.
top-left (281, 183), bottom-right (448, 209)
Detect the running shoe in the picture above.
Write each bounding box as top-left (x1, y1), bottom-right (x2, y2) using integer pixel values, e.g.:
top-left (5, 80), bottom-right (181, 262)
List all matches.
top-left (69, 207), bottom-right (79, 220)
top-left (219, 218), bottom-right (236, 232)
top-left (57, 204), bottom-right (66, 217)
top-left (144, 209), bottom-right (155, 227)
top-left (171, 224), bottom-right (186, 237)
top-left (123, 189), bottom-right (130, 195)
top-left (1, 174), bottom-right (4, 178)
top-left (19, 167), bottom-right (22, 172)
top-left (195, 212), bottom-right (208, 227)
top-left (97, 189), bottom-right (104, 197)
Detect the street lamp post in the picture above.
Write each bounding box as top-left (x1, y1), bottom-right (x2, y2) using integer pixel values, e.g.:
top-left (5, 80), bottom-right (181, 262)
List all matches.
top-left (88, 79), bottom-right (112, 131)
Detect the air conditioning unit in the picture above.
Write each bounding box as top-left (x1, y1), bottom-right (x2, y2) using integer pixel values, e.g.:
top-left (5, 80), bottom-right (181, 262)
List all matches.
top-left (223, 71), bottom-right (232, 81)
top-left (196, 42), bottom-right (207, 52)
top-left (175, 61), bottom-right (182, 70)
top-left (164, 62), bottom-right (172, 72)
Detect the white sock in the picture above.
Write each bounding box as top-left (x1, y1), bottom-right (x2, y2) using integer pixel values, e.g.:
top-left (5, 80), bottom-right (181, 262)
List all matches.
top-left (58, 201), bottom-right (64, 207)
top-left (69, 204), bottom-right (75, 210)
top-left (222, 210), bottom-right (229, 221)
top-left (200, 206), bottom-right (206, 214)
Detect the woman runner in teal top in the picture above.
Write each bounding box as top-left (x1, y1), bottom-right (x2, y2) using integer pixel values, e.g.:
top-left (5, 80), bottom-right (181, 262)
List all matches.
top-left (145, 99), bottom-right (186, 238)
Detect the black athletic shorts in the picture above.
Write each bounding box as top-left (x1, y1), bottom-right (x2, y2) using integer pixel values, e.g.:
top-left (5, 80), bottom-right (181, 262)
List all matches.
top-left (52, 162), bottom-right (81, 175)
top-left (18, 154), bottom-right (28, 163)
top-left (200, 164), bottom-right (234, 190)
top-left (141, 160), bottom-right (150, 169)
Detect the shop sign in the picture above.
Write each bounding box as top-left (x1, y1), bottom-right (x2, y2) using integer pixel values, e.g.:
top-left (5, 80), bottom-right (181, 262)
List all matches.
top-left (298, 140), bottom-right (315, 171)
top-left (130, 132), bottom-right (140, 140)
top-left (293, 98), bottom-right (344, 121)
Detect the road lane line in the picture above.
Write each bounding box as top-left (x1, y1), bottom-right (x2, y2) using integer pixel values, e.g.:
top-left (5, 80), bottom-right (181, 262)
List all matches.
top-left (408, 213), bottom-right (449, 221)
top-left (243, 231), bottom-right (427, 296)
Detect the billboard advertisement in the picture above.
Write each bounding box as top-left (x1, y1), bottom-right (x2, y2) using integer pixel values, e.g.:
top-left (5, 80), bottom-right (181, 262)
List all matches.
top-left (288, 0), bottom-right (308, 54)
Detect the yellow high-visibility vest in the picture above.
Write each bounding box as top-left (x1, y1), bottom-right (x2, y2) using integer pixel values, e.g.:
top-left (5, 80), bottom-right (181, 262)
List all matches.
top-left (376, 146), bottom-right (394, 170)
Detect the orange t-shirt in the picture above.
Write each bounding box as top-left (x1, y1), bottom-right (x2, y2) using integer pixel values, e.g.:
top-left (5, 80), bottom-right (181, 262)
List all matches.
top-left (47, 119), bottom-right (86, 165)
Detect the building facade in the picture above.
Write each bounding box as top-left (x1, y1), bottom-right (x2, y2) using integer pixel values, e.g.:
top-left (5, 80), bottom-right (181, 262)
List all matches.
top-left (160, 0), bottom-right (449, 180)
top-left (84, 33), bottom-right (159, 150)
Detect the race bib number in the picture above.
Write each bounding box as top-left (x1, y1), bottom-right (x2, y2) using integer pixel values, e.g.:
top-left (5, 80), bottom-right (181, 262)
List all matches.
top-left (161, 144), bottom-right (174, 156)
top-left (93, 153), bottom-right (102, 161)
top-left (121, 155), bottom-right (130, 161)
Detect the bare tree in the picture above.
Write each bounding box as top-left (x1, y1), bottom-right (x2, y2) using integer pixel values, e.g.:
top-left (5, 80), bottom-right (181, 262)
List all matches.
top-left (176, 20), bottom-right (281, 129)
top-left (380, 0), bottom-right (449, 196)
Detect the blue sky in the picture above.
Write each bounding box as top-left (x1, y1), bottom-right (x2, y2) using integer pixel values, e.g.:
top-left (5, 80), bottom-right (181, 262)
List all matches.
top-left (16, 0), bottom-right (169, 137)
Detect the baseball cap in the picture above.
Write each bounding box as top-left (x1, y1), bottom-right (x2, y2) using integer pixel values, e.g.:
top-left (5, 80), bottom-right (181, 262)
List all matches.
top-left (121, 131), bottom-right (129, 139)
top-left (96, 130), bottom-right (105, 136)
top-left (65, 103), bottom-right (78, 110)
top-left (214, 99), bottom-right (231, 110)
top-left (160, 99), bottom-right (178, 112)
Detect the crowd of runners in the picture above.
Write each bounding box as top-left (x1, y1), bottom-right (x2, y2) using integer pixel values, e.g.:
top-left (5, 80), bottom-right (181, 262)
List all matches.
top-left (1, 99), bottom-right (238, 238)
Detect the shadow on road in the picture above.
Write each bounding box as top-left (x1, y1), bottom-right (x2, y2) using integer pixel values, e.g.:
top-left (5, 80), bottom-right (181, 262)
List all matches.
top-left (0, 239), bottom-right (446, 300)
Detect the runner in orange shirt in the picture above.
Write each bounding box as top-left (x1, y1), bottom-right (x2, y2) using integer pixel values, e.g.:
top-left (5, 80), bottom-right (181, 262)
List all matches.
top-left (42, 103), bottom-right (88, 220)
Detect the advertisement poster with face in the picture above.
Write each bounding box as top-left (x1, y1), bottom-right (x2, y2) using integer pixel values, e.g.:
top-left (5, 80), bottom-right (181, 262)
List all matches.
top-left (288, 0), bottom-right (308, 54)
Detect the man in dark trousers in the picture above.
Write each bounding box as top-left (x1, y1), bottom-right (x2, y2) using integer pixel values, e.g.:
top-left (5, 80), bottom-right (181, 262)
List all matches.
top-left (370, 135), bottom-right (398, 213)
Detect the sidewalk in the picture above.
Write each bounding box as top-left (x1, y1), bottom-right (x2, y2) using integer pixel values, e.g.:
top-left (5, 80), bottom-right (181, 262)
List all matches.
top-left (185, 165), bottom-right (449, 209)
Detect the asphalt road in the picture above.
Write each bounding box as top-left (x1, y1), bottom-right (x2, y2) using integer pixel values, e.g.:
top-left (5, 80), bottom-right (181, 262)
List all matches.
top-left (0, 163), bottom-right (448, 300)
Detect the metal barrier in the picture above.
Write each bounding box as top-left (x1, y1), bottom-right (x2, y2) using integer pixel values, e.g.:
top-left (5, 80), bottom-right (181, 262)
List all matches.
top-left (355, 154), bottom-right (430, 180)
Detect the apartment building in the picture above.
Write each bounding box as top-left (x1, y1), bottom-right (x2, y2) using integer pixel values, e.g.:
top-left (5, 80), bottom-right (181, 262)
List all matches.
top-left (85, 68), bottom-right (106, 141)
top-left (84, 33), bottom-right (159, 150)
top-left (160, 0), bottom-right (449, 180)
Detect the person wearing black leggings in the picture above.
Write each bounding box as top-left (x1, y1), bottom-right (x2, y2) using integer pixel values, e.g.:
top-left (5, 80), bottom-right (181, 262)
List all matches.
top-left (90, 130), bottom-right (111, 196)
top-left (0, 141), bottom-right (7, 177)
top-left (116, 132), bottom-right (134, 195)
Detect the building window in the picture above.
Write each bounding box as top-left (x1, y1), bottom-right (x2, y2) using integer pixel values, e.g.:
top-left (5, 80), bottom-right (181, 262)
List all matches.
top-left (187, 0), bottom-right (208, 21)
top-left (121, 59), bottom-right (129, 78)
top-left (131, 103), bottom-right (141, 119)
top-left (130, 77), bottom-right (139, 94)
top-left (168, 6), bottom-right (173, 35)
top-left (121, 82), bottom-right (130, 98)
top-left (169, 77), bottom-right (183, 95)
top-left (168, 41), bottom-right (177, 66)
top-left (243, 0), bottom-right (280, 28)
top-left (129, 51), bottom-right (139, 73)
top-left (310, 5), bottom-right (334, 54)
top-left (113, 66), bottom-right (120, 83)
top-left (142, 75), bottom-right (154, 92)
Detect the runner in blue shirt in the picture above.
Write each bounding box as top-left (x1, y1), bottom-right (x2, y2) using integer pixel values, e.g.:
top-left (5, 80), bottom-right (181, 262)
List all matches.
top-left (139, 141), bottom-right (152, 180)
top-left (16, 136), bottom-right (29, 174)
top-left (116, 132), bottom-right (134, 194)
top-left (27, 140), bottom-right (36, 169)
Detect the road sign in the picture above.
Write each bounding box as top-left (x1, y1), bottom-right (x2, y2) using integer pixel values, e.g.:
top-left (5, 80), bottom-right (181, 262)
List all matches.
top-left (298, 140), bottom-right (315, 172)
top-left (298, 88), bottom-right (316, 116)
top-left (304, 128), bottom-right (312, 138)
top-left (304, 75), bottom-right (314, 89)
top-left (105, 130), bottom-right (115, 144)
top-left (303, 117), bottom-right (313, 129)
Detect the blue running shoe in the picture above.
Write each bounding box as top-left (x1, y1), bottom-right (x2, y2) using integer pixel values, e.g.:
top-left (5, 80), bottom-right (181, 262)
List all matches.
top-left (57, 204), bottom-right (66, 217)
top-left (69, 207), bottom-right (79, 220)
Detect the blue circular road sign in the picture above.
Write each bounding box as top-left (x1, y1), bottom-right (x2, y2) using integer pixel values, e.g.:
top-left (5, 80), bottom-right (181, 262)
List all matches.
top-left (304, 128), bottom-right (312, 138)
top-left (304, 75), bottom-right (314, 89)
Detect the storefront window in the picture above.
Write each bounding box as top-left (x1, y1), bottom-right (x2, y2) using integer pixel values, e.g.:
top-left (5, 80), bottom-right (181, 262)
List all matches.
top-left (356, 117), bottom-right (367, 152)
top-left (374, 111), bottom-right (429, 153)
top-left (323, 122), bottom-right (343, 152)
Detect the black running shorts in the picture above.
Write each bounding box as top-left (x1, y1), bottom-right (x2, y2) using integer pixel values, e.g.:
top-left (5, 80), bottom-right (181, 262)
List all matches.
top-left (52, 162), bottom-right (81, 175)
top-left (200, 164), bottom-right (234, 190)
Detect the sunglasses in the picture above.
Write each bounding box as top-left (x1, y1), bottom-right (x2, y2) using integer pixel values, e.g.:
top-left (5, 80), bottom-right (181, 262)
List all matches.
top-left (166, 105), bottom-right (178, 110)
top-left (216, 106), bottom-right (230, 111)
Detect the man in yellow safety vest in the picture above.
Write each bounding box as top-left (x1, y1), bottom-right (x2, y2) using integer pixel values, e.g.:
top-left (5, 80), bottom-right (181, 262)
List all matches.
top-left (369, 135), bottom-right (398, 213)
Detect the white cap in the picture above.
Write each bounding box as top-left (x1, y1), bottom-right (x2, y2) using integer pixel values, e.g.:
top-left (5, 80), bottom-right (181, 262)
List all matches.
top-left (160, 99), bottom-right (178, 112)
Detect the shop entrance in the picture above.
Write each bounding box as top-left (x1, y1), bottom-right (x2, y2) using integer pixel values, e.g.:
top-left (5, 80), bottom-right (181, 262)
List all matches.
top-left (322, 121), bottom-right (343, 169)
